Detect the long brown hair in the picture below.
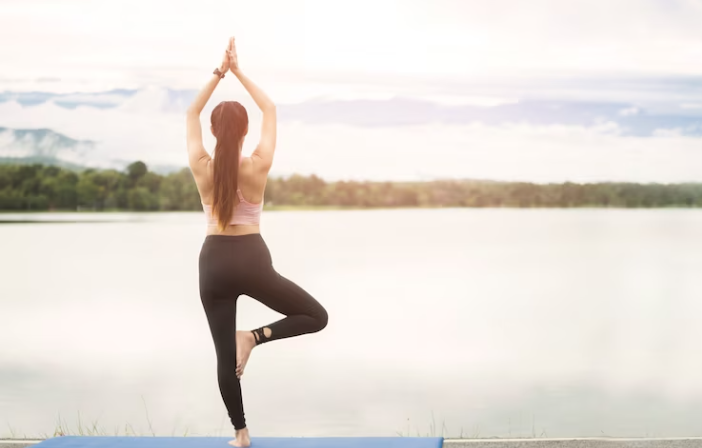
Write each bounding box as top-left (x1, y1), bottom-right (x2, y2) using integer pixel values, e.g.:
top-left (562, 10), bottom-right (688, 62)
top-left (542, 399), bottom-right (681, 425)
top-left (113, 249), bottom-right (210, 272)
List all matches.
top-left (210, 101), bottom-right (249, 231)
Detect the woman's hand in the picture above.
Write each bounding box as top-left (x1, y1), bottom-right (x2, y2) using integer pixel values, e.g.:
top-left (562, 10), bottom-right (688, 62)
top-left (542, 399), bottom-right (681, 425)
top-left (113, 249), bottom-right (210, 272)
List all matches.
top-left (218, 45), bottom-right (230, 74)
top-left (227, 36), bottom-right (239, 73)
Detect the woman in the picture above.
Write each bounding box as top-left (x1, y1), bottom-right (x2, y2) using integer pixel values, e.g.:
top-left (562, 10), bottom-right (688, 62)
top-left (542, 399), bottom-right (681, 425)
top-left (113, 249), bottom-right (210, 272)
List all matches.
top-left (186, 37), bottom-right (329, 447)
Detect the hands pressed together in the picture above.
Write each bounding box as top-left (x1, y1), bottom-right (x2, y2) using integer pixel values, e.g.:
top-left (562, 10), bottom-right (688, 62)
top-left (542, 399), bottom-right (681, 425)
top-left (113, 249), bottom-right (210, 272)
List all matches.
top-left (218, 37), bottom-right (240, 75)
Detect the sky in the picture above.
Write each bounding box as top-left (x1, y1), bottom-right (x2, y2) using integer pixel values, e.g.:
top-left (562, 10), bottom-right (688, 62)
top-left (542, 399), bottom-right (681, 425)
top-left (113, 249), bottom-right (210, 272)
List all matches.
top-left (1, 0), bottom-right (702, 182)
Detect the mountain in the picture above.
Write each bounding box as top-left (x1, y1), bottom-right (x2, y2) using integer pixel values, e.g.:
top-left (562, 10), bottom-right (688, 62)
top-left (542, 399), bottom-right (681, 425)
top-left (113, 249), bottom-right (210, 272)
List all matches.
top-left (278, 98), bottom-right (702, 136)
top-left (0, 127), bottom-right (184, 174)
top-left (0, 127), bottom-right (96, 168)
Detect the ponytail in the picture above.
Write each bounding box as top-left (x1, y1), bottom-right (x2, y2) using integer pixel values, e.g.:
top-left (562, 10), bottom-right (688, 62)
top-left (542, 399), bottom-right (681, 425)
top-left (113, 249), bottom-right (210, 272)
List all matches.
top-left (210, 101), bottom-right (249, 231)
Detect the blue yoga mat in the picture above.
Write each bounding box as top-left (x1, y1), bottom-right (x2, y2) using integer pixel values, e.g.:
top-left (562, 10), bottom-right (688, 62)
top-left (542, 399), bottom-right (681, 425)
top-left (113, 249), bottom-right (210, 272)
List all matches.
top-left (34, 437), bottom-right (444, 448)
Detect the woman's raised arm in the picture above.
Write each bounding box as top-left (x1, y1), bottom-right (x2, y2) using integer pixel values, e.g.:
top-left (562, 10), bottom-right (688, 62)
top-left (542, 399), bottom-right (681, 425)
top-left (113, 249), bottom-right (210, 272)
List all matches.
top-left (228, 39), bottom-right (277, 172)
top-left (186, 40), bottom-right (232, 172)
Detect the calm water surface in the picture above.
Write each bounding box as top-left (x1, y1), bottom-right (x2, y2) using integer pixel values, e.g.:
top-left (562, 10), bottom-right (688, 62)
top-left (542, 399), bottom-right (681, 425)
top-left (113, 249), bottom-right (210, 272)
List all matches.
top-left (1, 208), bottom-right (702, 438)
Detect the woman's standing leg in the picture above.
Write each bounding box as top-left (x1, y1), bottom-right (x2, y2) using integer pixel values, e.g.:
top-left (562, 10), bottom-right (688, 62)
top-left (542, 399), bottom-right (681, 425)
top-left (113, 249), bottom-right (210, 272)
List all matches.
top-left (200, 294), bottom-right (247, 430)
top-left (199, 236), bottom-right (253, 447)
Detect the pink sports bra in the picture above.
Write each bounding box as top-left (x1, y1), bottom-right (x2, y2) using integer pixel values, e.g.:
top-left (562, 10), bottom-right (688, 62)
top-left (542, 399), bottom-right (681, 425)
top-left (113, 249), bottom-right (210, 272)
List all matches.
top-left (202, 156), bottom-right (264, 227)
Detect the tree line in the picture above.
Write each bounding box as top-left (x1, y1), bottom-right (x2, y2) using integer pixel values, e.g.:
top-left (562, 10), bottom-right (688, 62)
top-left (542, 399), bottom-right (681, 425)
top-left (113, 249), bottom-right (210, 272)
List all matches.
top-left (0, 161), bottom-right (701, 211)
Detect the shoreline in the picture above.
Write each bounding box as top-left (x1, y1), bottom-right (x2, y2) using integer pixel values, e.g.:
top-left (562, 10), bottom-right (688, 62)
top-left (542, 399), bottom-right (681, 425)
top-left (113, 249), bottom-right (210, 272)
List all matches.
top-left (1, 204), bottom-right (702, 214)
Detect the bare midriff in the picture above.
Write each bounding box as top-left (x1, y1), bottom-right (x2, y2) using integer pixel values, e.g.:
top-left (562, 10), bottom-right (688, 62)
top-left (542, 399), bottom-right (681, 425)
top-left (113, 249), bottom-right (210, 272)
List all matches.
top-left (206, 224), bottom-right (260, 236)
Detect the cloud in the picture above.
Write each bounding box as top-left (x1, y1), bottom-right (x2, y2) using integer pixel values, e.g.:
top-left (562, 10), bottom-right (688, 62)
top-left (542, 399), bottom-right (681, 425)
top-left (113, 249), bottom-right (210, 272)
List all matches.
top-left (0, 127), bottom-right (95, 163)
top-left (0, 90), bottom-right (137, 108)
top-left (652, 128), bottom-right (686, 138)
top-left (4, 82), bottom-right (702, 137)
top-left (619, 107), bottom-right (640, 116)
top-left (273, 121), bottom-right (702, 183)
top-left (2, 0), bottom-right (702, 93)
top-left (1, 84), bottom-right (702, 183)
top-left (0, 97), bottom-right (183, 170)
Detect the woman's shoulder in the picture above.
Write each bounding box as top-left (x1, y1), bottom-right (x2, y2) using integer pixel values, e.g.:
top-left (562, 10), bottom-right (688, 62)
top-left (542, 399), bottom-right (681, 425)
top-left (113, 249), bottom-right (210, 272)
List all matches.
top-left (239, 156), bottom-right (267, 180)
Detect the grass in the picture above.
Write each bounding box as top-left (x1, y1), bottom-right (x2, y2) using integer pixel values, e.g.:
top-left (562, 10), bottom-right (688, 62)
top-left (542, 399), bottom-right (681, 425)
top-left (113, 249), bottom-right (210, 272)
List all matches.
top-left (0, 406), bottom-right (604, 441)
top-left (395, 413), bottom-right (453, 438)
top-left (2, 412), bottom-right (547, 440)
top-left (2, 396), bottom-right (193, 439)
top-left (392, 411), bottom-right (551, 439)
top-left (4, 417), bottom-right (207, 439)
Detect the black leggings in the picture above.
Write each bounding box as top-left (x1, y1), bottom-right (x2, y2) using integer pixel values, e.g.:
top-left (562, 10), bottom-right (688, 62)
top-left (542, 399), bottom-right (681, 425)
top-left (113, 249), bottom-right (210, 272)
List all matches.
top-left (198, 233), bottom-right (328, 430)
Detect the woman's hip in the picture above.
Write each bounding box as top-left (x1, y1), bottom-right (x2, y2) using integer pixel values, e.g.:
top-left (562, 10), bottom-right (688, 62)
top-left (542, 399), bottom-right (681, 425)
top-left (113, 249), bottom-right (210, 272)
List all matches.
top-left (199, 233), bottom-right (273, 281)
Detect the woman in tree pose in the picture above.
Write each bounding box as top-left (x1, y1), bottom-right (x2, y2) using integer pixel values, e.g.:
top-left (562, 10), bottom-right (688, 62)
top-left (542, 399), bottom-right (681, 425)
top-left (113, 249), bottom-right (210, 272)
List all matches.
top-left (186, 37), bottom-right (329, 447)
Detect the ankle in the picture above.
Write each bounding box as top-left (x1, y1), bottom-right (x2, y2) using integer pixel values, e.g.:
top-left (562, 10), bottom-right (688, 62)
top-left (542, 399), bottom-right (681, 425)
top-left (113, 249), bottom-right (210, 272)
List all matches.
top-left (251, 327), bottom-right (270, 345)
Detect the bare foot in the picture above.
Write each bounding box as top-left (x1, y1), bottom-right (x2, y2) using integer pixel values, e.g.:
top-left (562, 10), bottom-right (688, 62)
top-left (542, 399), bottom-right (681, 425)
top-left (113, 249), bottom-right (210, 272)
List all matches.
top-left (235, 330), bottom-right (256, 378)
top-left (228, 428), bottom-right (251, 448)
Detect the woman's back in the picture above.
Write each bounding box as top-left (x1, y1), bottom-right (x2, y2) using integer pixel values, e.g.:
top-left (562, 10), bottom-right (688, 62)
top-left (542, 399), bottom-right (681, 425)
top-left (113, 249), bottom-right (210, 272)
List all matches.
top-left (199, 155), bottom-right (267, 230)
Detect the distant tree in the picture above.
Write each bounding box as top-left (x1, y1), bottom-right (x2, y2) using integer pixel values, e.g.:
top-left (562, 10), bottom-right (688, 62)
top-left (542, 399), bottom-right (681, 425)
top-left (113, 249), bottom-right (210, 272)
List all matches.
top-left (138, 171), bottom-right (162, 194)
top-left (76, 175), bottom-right (99, 209)
top-left (159, 168), bottom-right (200, 210)
top-left (127, 161), bottom-right (148, 182)
top-left (128, 187), bottom-right (159, 211)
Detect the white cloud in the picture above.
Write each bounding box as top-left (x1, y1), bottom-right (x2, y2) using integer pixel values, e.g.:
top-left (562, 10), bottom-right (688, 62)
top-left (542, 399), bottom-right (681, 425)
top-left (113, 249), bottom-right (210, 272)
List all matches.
top-left (280, 121), bottom-right (701, 184)
top-left (0, 128), bottom-right (94, 163)
top-left (2, 90), bottom-right (700, 184)
top-left (1, 0), bottom-right (702, 95)
top-left (652, 128), bottom-right (685, 138)
top-left (0, 96), bottom-right (185, 169)
top-left (619, 107), bottom-right (640, 116)
top-left (421, 95), bottom-right (520, 107)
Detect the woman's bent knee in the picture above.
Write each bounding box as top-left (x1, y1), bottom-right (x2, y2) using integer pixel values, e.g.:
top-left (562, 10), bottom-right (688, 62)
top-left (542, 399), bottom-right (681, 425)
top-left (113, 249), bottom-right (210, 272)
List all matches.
top-left (316, 306), bottom-right (329, 332)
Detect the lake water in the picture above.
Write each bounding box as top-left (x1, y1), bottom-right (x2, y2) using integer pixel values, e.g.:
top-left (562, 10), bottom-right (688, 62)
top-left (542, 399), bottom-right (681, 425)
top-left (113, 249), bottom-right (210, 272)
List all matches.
top-left (1, 208), bottom-right (702, 439)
